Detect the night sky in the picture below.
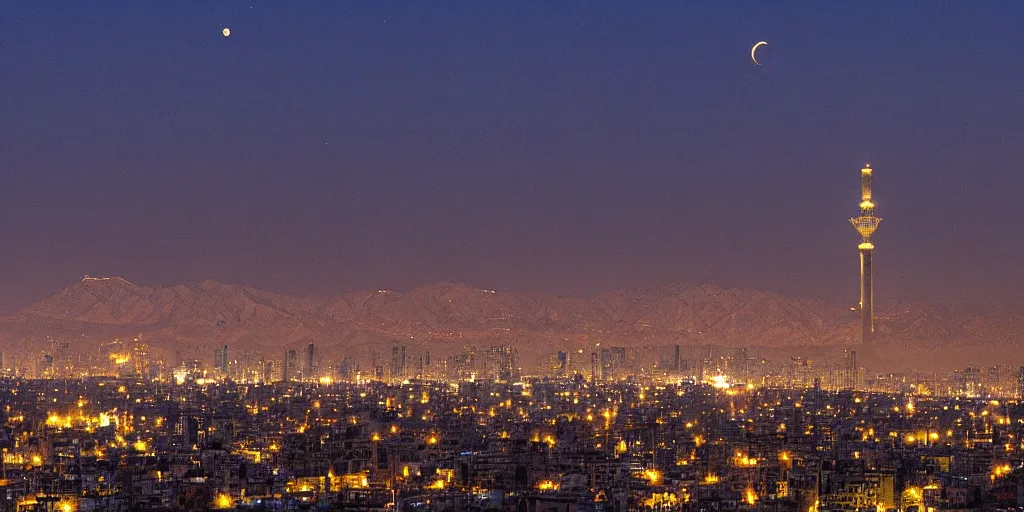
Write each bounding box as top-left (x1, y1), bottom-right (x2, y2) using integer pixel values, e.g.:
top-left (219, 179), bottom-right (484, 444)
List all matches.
top-left (2, 2), bottom-right (1022, 313)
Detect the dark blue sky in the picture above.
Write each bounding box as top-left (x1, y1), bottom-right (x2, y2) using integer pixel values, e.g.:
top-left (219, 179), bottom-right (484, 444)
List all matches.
top-left (1, 2), bottom-right (1022, 312)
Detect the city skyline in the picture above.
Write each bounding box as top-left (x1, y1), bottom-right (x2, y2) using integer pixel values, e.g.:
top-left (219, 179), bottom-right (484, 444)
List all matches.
top-left (2, 3), bottom-right (1024, 314)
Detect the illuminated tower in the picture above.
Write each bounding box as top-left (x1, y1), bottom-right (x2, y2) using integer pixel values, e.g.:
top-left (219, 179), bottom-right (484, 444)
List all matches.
top-left (849, 165), bottom-right (881, 347)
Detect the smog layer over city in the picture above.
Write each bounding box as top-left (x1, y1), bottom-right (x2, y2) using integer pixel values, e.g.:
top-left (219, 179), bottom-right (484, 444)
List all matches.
top-left (1, 3), bottom-right (1023, 512)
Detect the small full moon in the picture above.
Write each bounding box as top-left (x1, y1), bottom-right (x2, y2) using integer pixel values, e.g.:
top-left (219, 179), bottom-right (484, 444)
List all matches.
top-left (222, 27), bottom-right (231, 37)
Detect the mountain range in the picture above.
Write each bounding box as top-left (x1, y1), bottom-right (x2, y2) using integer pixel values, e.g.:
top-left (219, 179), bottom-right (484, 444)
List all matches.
top-left (0, 276), bottom-right (1021, 370)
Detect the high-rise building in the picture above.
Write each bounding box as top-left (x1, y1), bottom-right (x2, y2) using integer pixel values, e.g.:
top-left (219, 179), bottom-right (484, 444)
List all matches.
top-left (843, 349), bottom-right (858, 390)
top-left (263, 361), bottom-right (274, 384)
top-left (131, 339), bottom-right (150, 378)
top-left (38, 354), bottom-right (54, 379)
top-left (389, 345), bottom-right (407, 380)
top-left (304, 341), bottom-right (316, 380)
top-left (736, 347), bottom-right (751, 383)
top-left (282, 350), bottom-right (298, 382)
top-left (214, 345), bottom-right (228, 373)
top-left (496, 346), bottom-right (517, 382)
top-left (599, 349), bottom-right (611, 380)
top-left (850, 165), bottom-right (881, 347)
top-left (52, 339), bottom-right (71, 377)
top-left (372, 352), bottom-right (385, 380)
top-left (338, 357), bottom-right (358, 379)
top-left (696, 345), bottom-right (712, 384)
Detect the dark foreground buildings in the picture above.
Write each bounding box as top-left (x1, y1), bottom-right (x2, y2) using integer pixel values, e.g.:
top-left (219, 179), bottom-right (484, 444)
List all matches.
top-left (0, 372), bottom-right (1023, 511)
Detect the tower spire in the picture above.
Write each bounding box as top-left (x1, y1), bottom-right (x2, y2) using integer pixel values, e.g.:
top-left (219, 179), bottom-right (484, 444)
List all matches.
top-left (850, 165), bottom-right (880, 347)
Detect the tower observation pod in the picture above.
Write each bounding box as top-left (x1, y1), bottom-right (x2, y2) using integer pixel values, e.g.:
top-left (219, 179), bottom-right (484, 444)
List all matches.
top-left (850, 165), bottom-right (880, 347)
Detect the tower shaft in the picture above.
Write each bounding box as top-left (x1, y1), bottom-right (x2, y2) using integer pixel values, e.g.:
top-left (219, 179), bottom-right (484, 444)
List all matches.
top-left (859, 247), bottom-right (873, 345)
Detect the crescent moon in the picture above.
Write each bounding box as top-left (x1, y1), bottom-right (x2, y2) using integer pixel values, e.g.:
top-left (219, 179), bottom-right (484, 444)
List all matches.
top-left (751, 41), bottom-right (767, 65)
